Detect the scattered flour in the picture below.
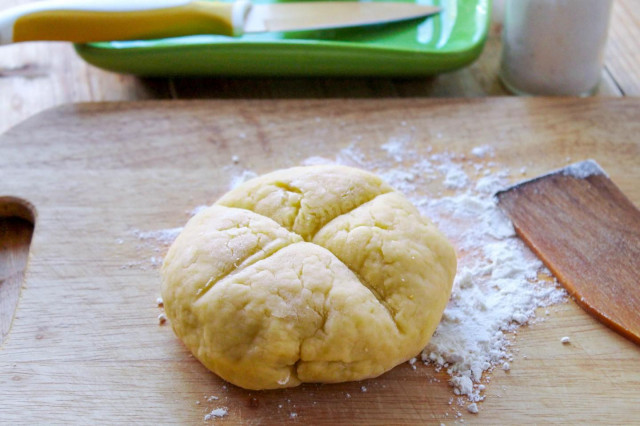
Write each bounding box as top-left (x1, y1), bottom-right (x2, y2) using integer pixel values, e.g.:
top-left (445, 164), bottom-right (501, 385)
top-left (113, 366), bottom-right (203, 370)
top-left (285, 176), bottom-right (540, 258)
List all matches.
top-left (381, 136), bottom-right (412, 162)
top-left (470, 145), bottom-right (494, 159)
top-left (127, 227), bottom-right (183, 270)
top-left (130, 207), bottom-right (210, 270)
top-left (409, 357), bottom-right (418, 370)
top-left (440, 163), bottom-right (469, 189)
top-left (134, 227), bottom-right (182, 246)
top-left (204, 407), bottom-right (228, 421)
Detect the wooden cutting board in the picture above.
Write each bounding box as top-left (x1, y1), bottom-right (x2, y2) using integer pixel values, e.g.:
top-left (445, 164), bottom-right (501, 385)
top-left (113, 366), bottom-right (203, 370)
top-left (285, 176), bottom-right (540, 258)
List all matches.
top-left (1, 98), bottom-right (639, 424)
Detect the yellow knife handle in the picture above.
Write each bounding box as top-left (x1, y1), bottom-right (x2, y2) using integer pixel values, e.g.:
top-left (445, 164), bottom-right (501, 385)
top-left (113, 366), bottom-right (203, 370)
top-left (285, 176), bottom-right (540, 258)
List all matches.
top-left (0, 0), bottom-right (251, 44)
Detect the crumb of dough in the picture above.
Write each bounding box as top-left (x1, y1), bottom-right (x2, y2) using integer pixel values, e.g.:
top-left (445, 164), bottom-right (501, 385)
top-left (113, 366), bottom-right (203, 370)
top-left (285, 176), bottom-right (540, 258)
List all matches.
top-left (158, 313), bottom-right (167, 325)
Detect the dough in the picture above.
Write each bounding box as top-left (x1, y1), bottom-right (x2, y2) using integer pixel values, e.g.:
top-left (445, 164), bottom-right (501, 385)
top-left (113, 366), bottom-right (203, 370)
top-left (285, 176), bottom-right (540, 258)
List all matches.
top-left (161, 165), bottom-right (456, 390)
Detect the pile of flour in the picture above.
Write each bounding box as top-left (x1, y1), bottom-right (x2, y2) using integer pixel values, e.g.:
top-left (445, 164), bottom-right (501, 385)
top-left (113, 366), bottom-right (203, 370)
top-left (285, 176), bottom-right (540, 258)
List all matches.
top-left (302, 141), bottom-right (567, 406)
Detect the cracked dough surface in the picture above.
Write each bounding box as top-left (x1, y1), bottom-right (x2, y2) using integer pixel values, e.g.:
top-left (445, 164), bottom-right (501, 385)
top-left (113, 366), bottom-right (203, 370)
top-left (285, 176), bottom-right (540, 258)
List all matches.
top-left (161, 165), bottom-right (456, 390)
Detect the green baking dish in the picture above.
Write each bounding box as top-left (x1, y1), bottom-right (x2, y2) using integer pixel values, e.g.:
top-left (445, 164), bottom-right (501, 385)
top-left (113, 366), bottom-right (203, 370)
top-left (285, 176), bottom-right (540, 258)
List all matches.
top-left (73, 0), bottom-right (490, 77)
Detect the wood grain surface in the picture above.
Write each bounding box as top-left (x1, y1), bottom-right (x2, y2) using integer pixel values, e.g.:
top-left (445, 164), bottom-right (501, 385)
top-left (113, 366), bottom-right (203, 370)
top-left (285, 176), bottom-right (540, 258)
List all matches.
top-left (2, 0), bottom-right (640, 135)
top-left (0, 98), bottom-right (639, 424)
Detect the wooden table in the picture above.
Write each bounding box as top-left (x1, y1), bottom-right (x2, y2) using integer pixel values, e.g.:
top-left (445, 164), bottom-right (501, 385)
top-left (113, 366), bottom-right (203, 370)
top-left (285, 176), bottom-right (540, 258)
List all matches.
top-left (1, 1), bottom-right (639, 423)
top-left (1, 0), bottom-right (639, 135)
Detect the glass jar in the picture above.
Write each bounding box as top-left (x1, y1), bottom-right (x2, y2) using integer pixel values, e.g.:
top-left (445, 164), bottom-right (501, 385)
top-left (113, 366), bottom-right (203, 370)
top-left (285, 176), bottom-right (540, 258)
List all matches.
top-left (499, 0), bottom-right (613, 96)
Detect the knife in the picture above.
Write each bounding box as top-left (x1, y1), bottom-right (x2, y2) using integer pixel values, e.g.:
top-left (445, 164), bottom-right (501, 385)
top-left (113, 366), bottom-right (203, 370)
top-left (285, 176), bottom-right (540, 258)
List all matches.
top-left (0, 0), bottom-right (440, 44)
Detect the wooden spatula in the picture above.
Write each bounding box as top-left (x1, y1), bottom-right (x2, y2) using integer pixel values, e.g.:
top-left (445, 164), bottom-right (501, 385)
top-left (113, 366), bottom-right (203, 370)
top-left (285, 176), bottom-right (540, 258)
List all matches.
top-left (496, 160), bottom-right (640, 345)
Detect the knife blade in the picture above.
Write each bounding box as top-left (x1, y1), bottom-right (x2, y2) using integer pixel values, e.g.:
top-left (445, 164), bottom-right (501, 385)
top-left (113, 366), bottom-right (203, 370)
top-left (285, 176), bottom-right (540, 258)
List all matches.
top-left (0, 0), bottom-right (440, 44)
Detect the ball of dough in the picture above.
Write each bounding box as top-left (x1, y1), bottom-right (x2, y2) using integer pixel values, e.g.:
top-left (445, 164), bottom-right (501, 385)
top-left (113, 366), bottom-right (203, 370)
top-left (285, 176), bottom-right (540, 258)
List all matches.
top-left (161, 165), bottom-right (456, 390)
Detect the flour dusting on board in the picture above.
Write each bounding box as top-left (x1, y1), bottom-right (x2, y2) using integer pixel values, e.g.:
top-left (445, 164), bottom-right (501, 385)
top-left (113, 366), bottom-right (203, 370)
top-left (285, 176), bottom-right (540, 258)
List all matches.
top-left (203, 407), bottom-right (228, 421)
top-left (134, 228), bottom-right (183, 246)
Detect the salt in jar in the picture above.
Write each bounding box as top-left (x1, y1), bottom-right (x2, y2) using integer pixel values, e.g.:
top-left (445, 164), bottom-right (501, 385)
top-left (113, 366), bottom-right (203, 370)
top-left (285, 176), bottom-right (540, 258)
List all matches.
top-left (499, 0), bottom-right (613, 96)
